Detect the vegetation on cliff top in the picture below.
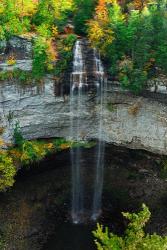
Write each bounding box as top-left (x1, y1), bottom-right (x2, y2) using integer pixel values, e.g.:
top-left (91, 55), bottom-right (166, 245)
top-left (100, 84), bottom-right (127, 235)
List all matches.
top-left (1, 0), bottom-right (167, 93)
top-left (88, 0), bottom-right (167, 93)
top-left (0, 0), bottom-right (96, 81)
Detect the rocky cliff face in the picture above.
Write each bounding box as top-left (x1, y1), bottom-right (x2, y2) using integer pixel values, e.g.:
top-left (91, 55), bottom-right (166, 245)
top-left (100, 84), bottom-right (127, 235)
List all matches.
top-left (1, 79), bottom-right (167, 155)
top-left (1, 36), bottom-right (167, 155)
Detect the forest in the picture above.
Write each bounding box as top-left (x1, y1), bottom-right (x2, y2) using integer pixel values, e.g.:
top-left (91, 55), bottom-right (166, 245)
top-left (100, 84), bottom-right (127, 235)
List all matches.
top-left (0, 0), bottom-right (166, 92)
top-left (1, 0), bottom-right (167, 249)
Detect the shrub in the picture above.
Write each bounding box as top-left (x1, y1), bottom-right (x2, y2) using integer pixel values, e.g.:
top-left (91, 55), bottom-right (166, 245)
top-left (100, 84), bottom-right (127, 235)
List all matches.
top-left (119, 59), bottom-right (147, 94)
top-left (13, 122), bottom-right (24, 148)
top-left (32, 37), bottom-right (48, 79)
top-left (20, 141), bottom-right (47, 165)
top-left (93, 204), bottom-right (167, 250)
top-left (54, 34), bottom-right (77, 77)
top-left (0, 153), bottom-right (16, 191)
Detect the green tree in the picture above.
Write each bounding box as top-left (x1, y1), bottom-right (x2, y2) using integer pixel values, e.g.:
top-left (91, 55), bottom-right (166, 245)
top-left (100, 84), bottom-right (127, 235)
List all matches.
top-left (73, 0), bottom-right (96, 35)
top-left (93, 204), bottom-right (167, 250)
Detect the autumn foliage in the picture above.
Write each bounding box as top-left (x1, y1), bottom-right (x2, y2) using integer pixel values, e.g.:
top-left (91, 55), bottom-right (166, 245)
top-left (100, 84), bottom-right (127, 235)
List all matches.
top-left (88, 0), bottom-right (114, 53)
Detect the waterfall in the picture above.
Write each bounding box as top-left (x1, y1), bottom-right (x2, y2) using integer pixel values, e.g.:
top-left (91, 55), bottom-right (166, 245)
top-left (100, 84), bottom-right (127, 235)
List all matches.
top-left (70, 40), bottom-right (106, 224)
top-left (92, 49), bottom-right (106, 220)
top-left (70, 40), bottom-right (86, 224)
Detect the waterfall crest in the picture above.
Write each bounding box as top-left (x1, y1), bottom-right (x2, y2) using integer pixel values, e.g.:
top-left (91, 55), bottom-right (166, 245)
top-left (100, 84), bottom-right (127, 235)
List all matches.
top-left (70, 39), bottom-right (106, 224)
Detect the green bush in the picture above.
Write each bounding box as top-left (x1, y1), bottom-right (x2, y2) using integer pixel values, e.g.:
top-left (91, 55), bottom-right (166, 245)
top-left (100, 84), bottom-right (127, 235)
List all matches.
top-left (32, 37), bottom-right (48, 79)
top-left (93, 204), bottom-right (167, 250)
top-left (0, 153), bottom-right (16, 191)
top-left (54, 34), bottom-right (77, 77)
top-left (13, 122), bottom-right (24, 148)
top-left (20, 141), bottom-right (46, 165)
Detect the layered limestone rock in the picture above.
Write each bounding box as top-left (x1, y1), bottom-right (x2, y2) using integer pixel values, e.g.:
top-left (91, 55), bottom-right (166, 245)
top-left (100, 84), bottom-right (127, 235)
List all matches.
top-left (1, 79), bottom-right (167, 155)
top-left (1, 36), bottom-right (167, 155)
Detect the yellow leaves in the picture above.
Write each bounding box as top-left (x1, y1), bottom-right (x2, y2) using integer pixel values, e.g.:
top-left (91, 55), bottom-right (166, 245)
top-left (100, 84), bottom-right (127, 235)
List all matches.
top-left (0, 137), bottom-right (74, 191)
top-left (0, 139), bottom-right (5, 147)
top-left (52, 25), bottom-right (58, 38)
top-left (0, 25), bottom-right (5, 40)
top-left (16, 0), bottom-right (38, 17)
top-left (0, 152), bottom-right (16, 191)
top-left (88, 20), bottom-right (104, 42)
top-left (46, 39), bottom-right (58, 63)
top-left (95, 0), bottom-right (115, 22)
top-left (95, 0), bottom-right (110, 22)
top-left (47, 63), bottom-right (54, 71)
top-left (52, 0), bottom-right (75, 19)
top-left (88, 19), bottom-right (114, 54)
top-left (0, 2), bottom-right (5, 14)
top-left (6, 56), bottom-right (16, 66)
top-left (60, 143), bottom-right (70, 150)
top-left (88, 0), bottom-right (115, 53)
top-left (46, 143), bottom-right (54, 149)
top-left (64, 46), bottom-right (71, 52)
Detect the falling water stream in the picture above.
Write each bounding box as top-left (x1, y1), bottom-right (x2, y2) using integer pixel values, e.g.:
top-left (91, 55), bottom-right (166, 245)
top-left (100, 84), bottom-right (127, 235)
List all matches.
top-left (70, 39), bottom-right (106, 224)
top-left (70, 40), bottom-right (86, 224)
top-left (92, 49), bottom-right (106, 221)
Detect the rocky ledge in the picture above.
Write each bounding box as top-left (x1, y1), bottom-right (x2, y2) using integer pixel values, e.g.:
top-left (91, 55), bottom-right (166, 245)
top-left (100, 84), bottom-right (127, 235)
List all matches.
top-left (1, 79), bottom-right (167, 155)
top-left (1, 36), bottom-right (167, 155)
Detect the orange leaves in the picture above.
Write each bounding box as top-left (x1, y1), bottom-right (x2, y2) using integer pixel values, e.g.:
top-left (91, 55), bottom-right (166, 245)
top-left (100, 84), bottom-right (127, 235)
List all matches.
top-left (9, 149), bottom-right (22, 159)
top-left (60, 143), bottom-right (70, 150)
top-left (133, 0), bottom-right (149, 11)
top-left (88, 0), bottom-right (114, 53)
top-left (0, 139), bottom-right (5, 147)
top-left (95, 0), bottom-right (109, 22)
top-left (95, 0), bottom-right (113, 22)
top-left (45, 143), bottom-right (54, 150)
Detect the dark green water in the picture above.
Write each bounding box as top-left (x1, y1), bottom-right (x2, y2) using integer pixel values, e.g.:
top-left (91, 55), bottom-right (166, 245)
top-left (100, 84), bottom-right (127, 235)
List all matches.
top-left (42, 222), bottom-right (96, 250)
